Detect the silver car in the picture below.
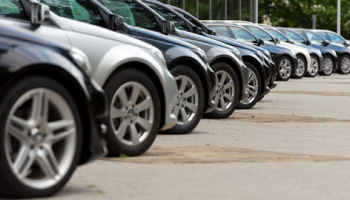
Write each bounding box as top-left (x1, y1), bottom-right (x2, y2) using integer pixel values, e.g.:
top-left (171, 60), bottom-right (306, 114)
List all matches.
top-left (0, 0), bottom-right (178, 157)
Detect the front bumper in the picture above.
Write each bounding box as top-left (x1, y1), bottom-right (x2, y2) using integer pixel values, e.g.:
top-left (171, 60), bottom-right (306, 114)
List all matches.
top-left (268, 62), bottom-right (277, 89)
top-left (318, 55), bottom-right (324, 72)
top-left (291, 56), bottom-right (299, 76)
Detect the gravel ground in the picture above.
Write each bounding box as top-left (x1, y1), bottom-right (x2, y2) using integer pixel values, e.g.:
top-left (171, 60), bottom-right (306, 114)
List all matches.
top-left (34, 74), bottom-right (350, 200)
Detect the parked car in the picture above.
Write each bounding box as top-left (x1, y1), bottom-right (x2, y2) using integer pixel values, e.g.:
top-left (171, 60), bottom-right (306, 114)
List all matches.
top-left (291, 29), bottom-right (350, 74)
top-left (277, 28), bottom-right (338, 76)
top-left (1, 0), bottom-right (179, 156)
top-left (310, 29), bottom-right (350, 74)
top-left (88, 0), bottom-right (251, 119)
top-left (260, 26), bottom-right (323, 77)
top-left (201, 22), bottom-right (298, 81)
top-left (0, 23), bottom-right (108, 198)
top-left (142, 0), bottom-right (272, 109)
top-left (168, 6), bottom-right (277, 94)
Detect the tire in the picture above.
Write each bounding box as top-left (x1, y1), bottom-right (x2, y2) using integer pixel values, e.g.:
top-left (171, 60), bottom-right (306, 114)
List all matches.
top-left (276, 56), bottom-right (292, 81)
top-left (319, 55), bottom-right (334, 76)
top-left (292, 55), bottom-right (306, 78)
top-left (305, 55), bottom-right (319, 77)
top-left (104, 68), bottom-right (161, 157)
top-left (257, 95), bottom-right (265, 101)
top-left (337, 55), bottom-right (350, 74)
top-left (0, 76), bottom-right (82, 198)
top-left (162, 65), bottom-right (204, 134)
top-left (237, 62), bottom-right (261, 109)
top-left (203, 62), bottom-right (240, 118)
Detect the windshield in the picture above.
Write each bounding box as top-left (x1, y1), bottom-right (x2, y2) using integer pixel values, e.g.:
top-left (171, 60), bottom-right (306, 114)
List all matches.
top-left (144, 2), bottom-right (188, 31)
top-left (0, 0), bottom-right (26, 20)
top-left (244, 26), bottom-right (273, 41)
top-left (327, 32), bottom-right (345, 44)
top-left (281, 30), bottom-right (305, 43)
top-left (40, 0), bottom-right (104, 26)
top-left (208, 26), bottom-right (231, 38)
top-left (102, 0), bottom-right (159, 31)
top-left (304, 31), bottom-right (325, 43)
top-left (266, 29), bottom-right (288, 42)
top-left (174, 8), bottom-right (203, 28)
top-left (228, 26), bottom-right (256, 42)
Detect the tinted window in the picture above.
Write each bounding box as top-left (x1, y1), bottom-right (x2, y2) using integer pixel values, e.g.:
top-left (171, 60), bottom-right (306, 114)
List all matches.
top-left (245, 26), bottom-right (272, 41)
top-left (40, 0), bottom-right (104, 26)
top-left (228, 26), bottom-right (256, 42)
top-left (209, 26), bottom-right (230, 38)
top-left (175, 8), bottom-right (203, 28)
top-left (281, 30), bottom-right (305, 43)
top-left (318, 32), bottom-right (329, 40)
top-left (0, 0), bottom-right (26, 20)
top-left (266, 29), bottom-right (288, 42)
top-left (102, 0), bottom-right (159, 31)
top-left (327, 32), bottom-right (345, 44)
top-left (144, 2), bottom-right (188, 31)
top-left (305, 31), bottom-right (324, 43)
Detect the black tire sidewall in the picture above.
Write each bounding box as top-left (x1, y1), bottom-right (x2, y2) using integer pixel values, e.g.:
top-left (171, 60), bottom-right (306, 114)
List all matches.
top-left (104, 68), bottom-right (161, 157)
top-left (163, 65), bottom-right (204, 134)
top-left (292, 55), bottom-right (306, 78)
top-left (237, 62), bottom-right (261, 109)
top-left (0, 76), bottom-right (82, 198)
top-left (276, 56), bottom-right (292, 81)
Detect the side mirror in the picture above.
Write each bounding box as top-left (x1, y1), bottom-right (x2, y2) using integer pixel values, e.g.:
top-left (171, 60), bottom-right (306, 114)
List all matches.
top-left (31, 2), bottom-right (50, 25)
top-left (258, 38), bottom-right (265, 45)
top-left (162, 21), bottom-right (175, 35)
top-left (110, 14), bottom-right (124, 31)
top-left (208, 29), bottom-right (217, 36)
top-left (275, 37), bottom-right (281, 44)
top-left (306, 39), bottom-right (311, 45)
top-left (193, 26), bottom-right (203, 35)
top-left (289, 39), bottom-right (294, 44)
top-left (345, 41), bottom-right (350, 47)
top-left (323, 40), bottom-right (330, 46)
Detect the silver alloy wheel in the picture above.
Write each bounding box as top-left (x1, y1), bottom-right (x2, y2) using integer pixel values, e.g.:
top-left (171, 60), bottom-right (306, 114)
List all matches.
top-left (213, 71), bottom-right (235, 111)
top-left (296, 58), bottom-right (306, 76)
top-left (173, 75), bottom-right (198, 125)
top-left (5, 88), bottom-right (77, 190)
top-left (309, 57), bottom-right (319, 76)
top-left (240, 68), bottom-right (258, 105)
top-left (323, 57), bottom-right (333, 75)
top-left (279, 59), bottom-right (292, 79)
top-left (340, 57), bottom-right (350, 73)
top-left (110, 82), bottom-right (154, 146)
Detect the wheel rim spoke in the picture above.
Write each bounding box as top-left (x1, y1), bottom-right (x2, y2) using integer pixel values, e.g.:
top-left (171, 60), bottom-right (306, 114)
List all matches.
top-left (224, 93), bottom-right (234, 102)
top-left (43, 144), bottom-right (59, 175)
top-left (135, 116), bottom-right (152, 132)
top-left (179, 77), bottom-right (189, 93)
top-left (30, 90), bottom-right (49, 126)
top-left (110, 108), bottom-right (125, 119)
top-left (36, 150), bottom-right (57, 178)
top-left (220, 72), bottom-right (227, 85)
top-left (118, 88), bottom-right (129, 106)
top-left (13, 145), bottom-right (31, 174)
top-left (8, 123), bottom-right (28, 142)
top-left (184, 86), bottom-right (197, 98)
top-left (116, 121), bottom-right (128, 140)
top-left (135, 97), bottom-right (152, 112)
top-left (185, 102), bottom-right (197, 112)
top-left (219, 97), bottom-right (227, 111)
top-left (130, 84), bottom-right (141, 105)
top-left (224, 80), bottom-right (234, 90)
top-left (19, 150), bottom-right (35, 178)
top-left (180, 108), bottom-right (189, 124)
top-left (47, 120), bottom-right (74, 132)
top-left (130, 124), bottom-right (140, 145)
top-left (48, 128), bottom-right (75, 144)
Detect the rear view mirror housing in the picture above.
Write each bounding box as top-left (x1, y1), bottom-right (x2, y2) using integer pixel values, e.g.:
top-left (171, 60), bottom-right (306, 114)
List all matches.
top-left (162, 21), bottom-right (175, 35)
top-left (306, 39), bottom-right (311, 45)
top-left (110, 14), bottom-right (124, 31)
top-left (275, 37), bottom-right (281, 44)
top-left (258, 38), bottom-right (265, 45)
top-left (346, 41), bottom-right (350, 47)
top-left (30, 2), bottom-right (50, 25)
top-left (208, 29), bottom-right (217, 36)
top-left (289, 39), bottom-right (294, 44)
top-left (193, 26), bottom-right (203, 35)
top-left (324, 40), bottom-right (330, 46)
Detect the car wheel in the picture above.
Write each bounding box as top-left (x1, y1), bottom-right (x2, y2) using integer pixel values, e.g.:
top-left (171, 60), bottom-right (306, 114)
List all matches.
top-left (163, 65), bottom-right (204, 134)
top-left (237, 62), bottom-right (261, 109)
top-left (257, 95), bottom-right (265, 101)
top-left (276, 56), bottom-right (292, 81)
top-left (0, 76), bottom-right (82, 198)
top-left (104, 68), bottom-right (160, 157)
top-left (319, 55), bottom-right (334, 76)
top-left (203, 62), bottom-right (240, 118)
top-left (337, 55), bottom-right (350, 74)
top-left (305, 55), bottom-right (319, 77)
top-left (292, 55), bottom-right (306, 78)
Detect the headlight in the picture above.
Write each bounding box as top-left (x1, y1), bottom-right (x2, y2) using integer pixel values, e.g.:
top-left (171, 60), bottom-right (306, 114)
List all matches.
top-left (152, 46), bottom-right (167, 67)
top-left (196, 47), bottom-right (208, 63)
top-left (69, 47), bottom-right (93, 76)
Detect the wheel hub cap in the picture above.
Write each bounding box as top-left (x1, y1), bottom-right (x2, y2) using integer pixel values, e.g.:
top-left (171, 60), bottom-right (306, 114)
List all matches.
top-left (213, 71), bottom-right (235, 112)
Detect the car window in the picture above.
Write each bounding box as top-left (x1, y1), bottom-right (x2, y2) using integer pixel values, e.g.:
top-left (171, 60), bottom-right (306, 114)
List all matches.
top-left (175, 9), bottom-right (202, 28)
top-left (244, 26), bottom-right (273, 41)
top-left (40, 0), bottom-right (104, 26)
top-left (281, 30), bottom-right (305, 43)
top-left (327, 32), bottom-right (345, 44)
top-left (305, 31), bottom-right (324, 43)
top-left (208, 26), bottom-right (231, 38)
top-left (228, 26), bottom-right (256, 42)
top-left (143, 2), bottom-right (188, 31)
top-left (0, 0), bottom-right (26, 20)
top-left (102, 0), bottom-right (159, 31)
top-left (266, 29), bottom-right (288, 42)
top-left (317, 32), bottom-right (329, 40)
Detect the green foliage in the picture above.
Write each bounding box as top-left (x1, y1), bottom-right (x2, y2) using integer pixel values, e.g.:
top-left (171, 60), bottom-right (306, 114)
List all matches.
top-left (258, 0), bottom-right (350, 39)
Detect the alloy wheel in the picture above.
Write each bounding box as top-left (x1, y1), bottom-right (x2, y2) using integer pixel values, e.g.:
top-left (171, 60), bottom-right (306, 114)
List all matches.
top-left (296, 58), bottom-right (306, 77)
top-left (240, 68), bottom-right (258, 105)
top-left (340, 57), bottom-right (350, 73)
top-left (309, 57), bottom-right (319, 76)
top-left (173, 75), bottom-right (199, 125)
top-left (110, 82), bottom-right (154, 146)
top-left (323, 57), bottom-right (333, 75)
top-left (5, 88), bottom-right (77, 190)
top-left (279, 59), bottom-right (292, 79)
top-left (213, 70), bottom-right (235, 111)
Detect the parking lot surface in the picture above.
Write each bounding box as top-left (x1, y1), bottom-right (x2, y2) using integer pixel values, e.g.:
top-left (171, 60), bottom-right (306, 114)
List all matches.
top-left (37, 74), bottom-right (350, 200)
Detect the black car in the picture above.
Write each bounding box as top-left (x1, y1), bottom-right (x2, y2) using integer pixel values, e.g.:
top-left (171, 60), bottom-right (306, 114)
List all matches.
top-left (291, 29), bottom-right (349, 74)
top-left (277, 28), bottom-right (339, 76)
top-left (0, 24), bottom-right (108, 198)
top-left (142, 0), bottom-right (271, 109)
top-left (202, 22), bottom-right (298, 81)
